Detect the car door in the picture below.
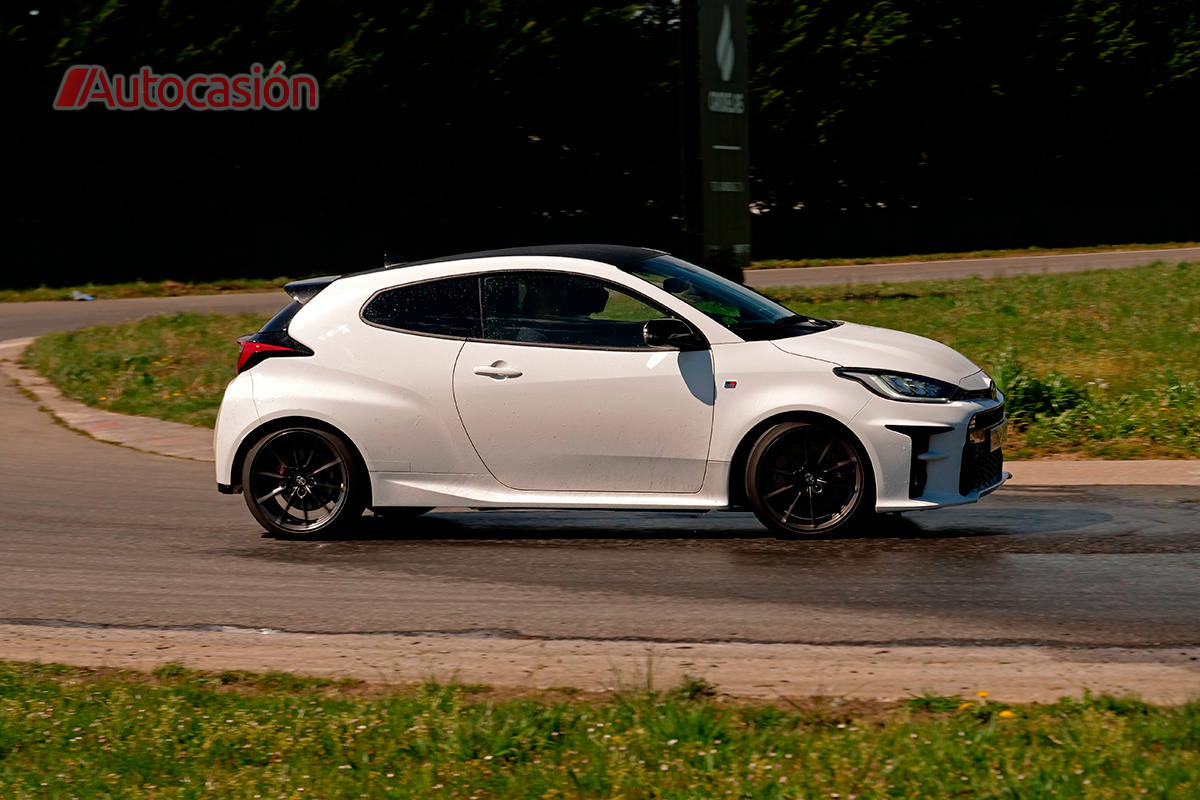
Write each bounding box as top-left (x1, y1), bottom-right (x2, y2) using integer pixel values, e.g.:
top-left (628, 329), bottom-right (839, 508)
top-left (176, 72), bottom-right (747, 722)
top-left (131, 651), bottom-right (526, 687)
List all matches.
top-left (452, 271), bottom-right (715, 493)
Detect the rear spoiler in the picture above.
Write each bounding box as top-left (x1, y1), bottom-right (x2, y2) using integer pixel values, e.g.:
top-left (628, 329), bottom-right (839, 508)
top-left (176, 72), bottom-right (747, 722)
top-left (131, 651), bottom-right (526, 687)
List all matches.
top-left (283, 275), bottom-right (341, 304)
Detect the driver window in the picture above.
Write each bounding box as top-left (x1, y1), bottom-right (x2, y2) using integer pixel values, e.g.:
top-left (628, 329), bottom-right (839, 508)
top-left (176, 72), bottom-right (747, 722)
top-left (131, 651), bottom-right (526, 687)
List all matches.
top-left (630, 271), bottom-right (740, 321)
top-left (481, 272), bottom-right (669, 348)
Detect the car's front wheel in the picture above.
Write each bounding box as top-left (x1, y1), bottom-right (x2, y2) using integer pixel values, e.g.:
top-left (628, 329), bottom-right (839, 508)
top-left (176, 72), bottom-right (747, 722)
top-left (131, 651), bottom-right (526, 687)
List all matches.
top-left (242, 427), bottom-right (365, 537)
top-left (745, 420), bottom-right (873, 537)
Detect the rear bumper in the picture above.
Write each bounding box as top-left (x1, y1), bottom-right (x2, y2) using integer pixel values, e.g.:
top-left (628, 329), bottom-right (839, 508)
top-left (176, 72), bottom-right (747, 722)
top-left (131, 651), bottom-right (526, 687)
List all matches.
top-left (214, 372), bottom-right (257, 487)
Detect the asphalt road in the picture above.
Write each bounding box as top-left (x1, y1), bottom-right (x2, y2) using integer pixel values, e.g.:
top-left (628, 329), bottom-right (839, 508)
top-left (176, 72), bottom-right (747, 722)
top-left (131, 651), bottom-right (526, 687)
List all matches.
top-left (3, 373), bottom-right (1199, 647)
top-left (0, 293), bottom-right (287, 340)
top-left (2, 253), bottom-right (1199, 648)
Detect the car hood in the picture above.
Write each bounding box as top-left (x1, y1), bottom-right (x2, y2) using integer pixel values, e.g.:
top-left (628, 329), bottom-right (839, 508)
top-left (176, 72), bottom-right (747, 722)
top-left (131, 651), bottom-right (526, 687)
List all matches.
top-left (771, 321), bottom-right (981, 383)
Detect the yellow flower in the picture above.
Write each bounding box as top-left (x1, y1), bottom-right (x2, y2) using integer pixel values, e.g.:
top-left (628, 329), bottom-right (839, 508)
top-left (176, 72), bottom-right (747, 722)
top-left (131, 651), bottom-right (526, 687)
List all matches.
top-left (98, 396), bottom-right (107, 401)
top-left (998, 710), bottom-right (1016, 719)
top-left (975, 690), bottom-right (989, 698)
top-left (957, 702), bottom-right (974, 711)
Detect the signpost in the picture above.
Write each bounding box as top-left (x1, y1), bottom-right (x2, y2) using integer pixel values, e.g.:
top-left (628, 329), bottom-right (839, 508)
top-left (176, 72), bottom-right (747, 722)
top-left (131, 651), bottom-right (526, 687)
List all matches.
top-left (681, 0), bottom-right (750, 283)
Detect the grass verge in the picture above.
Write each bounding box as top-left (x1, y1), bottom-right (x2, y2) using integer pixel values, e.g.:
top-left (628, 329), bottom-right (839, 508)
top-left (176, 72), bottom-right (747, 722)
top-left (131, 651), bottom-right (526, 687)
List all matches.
top-left (1, 660), bottom-right (1196, 799)
top-left (24, 313), bottom-right (271, 429)
top-left (0, 278), bottom-right (290, 303)
top-left (749, 240), bottom-right (1200, 270)
top-left (760, 261), bottom-right (1200, 458)
top-left (23, 262), bottom-right (1200, 458)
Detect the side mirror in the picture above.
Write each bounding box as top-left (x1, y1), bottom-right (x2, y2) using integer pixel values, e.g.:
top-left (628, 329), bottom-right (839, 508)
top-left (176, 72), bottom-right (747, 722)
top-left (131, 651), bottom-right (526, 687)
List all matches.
top-left (643, 317), bottom-right (707, 350)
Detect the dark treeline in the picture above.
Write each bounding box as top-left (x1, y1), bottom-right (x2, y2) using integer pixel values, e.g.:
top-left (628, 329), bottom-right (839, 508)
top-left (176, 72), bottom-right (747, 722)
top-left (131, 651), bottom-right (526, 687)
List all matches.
top-left (4, 0), bottom-right (1199, 287)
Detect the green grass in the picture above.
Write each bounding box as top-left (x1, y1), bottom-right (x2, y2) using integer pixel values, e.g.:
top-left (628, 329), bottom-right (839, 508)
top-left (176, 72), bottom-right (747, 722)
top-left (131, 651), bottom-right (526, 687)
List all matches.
top-left (0, 278), bottom-right (290, 302)
top-left (760, 261), bottom-right (1200, 458)
top-left (749, 240), bottom-right (1200, 270)
top-left (23, 262), bottom-right (1200, 458)
top-left (24, 313), bottom-right (271, 429)
top-left (0, 661), bottom-right (1196, 799)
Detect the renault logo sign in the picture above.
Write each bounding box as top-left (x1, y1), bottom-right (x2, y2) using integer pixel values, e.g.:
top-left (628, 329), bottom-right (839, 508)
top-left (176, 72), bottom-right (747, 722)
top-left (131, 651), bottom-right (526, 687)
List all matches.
top-left (716, 5), bottom-right (735, 82)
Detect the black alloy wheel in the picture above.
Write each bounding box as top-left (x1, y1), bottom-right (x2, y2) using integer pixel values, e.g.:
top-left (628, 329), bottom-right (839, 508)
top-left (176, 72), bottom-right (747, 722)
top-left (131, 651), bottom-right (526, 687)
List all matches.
top-left (242, 427), bottom-right (364, 536)
top-left (745, 420), bottom-right (872, 537)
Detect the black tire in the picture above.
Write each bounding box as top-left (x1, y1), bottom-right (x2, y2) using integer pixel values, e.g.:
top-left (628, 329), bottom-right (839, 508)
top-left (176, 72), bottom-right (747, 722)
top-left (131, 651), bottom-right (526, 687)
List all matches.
top-left (744, 419), bottom-right (874, 537)
top-left (242, 427), bottom-right (365, 537)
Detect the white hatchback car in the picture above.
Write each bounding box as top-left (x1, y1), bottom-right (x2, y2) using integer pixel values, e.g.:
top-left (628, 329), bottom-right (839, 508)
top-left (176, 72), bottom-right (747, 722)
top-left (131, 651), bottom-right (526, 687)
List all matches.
top-left (215, 245), bottom-right (1008, 538)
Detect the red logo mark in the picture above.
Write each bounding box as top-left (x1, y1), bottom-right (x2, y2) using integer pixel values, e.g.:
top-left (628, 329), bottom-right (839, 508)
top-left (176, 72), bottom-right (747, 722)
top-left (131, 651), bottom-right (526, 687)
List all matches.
top-left (53, 65), bottom-right (99, 109)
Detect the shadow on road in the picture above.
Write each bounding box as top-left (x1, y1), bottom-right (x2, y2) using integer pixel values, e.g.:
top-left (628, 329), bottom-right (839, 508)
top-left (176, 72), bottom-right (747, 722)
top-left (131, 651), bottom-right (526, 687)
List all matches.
top-left (258, 504), bottom-right (1113, 545)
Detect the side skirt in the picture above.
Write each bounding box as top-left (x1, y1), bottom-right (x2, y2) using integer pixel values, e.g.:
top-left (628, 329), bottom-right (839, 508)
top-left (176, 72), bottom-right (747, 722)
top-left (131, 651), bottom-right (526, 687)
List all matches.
top-left (370, 462), bottom-right (732, 510)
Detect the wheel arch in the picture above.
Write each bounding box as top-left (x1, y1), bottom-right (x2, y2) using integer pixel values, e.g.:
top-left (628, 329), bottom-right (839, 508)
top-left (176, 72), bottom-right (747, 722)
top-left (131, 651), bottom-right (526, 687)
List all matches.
top-left (726, 410), bottom-right (877, 510)
top-left (229, 416), bottom-right (372, 508)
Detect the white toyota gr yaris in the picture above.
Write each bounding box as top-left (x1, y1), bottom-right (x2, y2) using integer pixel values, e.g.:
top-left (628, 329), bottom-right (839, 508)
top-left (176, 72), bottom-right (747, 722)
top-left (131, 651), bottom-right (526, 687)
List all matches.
top-left (215, 244), bottom-right (1008, 538)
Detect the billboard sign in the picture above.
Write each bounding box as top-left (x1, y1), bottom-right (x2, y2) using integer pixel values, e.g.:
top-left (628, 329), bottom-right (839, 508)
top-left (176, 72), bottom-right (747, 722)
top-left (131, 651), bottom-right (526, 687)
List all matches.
top-left (687, 0), bottom-right (750, 282)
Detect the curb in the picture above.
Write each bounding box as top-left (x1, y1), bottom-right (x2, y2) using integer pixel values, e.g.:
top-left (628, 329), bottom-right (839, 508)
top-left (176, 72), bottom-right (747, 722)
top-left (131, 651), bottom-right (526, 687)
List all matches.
top-left (3, 337), bottom-right (1199, 485)
top-left (0, 337), bottom-right (213, 462)
top-left (1, 623), bottom-right (1197, 705)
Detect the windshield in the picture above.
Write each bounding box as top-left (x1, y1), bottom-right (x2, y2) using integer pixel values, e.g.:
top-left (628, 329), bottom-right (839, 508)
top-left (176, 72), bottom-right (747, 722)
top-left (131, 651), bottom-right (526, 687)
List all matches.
top-left (622, 255), bottom-right (836, 341)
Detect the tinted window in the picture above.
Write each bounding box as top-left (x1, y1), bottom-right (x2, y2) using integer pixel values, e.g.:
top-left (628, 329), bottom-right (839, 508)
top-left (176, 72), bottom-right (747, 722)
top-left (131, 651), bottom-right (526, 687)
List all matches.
top-left (623, 255), bottom-right (836, 341)
top-left (480, 272), bottom-right (674, 348)
top-left (362, 276), bottom-right (481, 338)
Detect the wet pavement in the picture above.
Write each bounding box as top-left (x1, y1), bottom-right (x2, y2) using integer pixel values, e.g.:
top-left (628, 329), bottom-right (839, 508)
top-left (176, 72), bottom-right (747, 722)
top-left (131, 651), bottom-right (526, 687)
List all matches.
top-left (202, 485), bottom-right (1199, 646)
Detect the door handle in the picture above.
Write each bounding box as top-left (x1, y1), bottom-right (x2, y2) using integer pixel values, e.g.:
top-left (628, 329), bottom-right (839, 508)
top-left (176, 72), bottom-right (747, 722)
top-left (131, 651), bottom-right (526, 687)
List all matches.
top-left (473, 362), bottom-right (523, 379)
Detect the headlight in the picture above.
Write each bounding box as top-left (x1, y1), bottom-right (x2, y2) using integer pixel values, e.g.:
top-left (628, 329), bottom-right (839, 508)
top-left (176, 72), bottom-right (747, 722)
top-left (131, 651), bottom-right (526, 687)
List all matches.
top-left (834, 368), bottom-right (957, 403)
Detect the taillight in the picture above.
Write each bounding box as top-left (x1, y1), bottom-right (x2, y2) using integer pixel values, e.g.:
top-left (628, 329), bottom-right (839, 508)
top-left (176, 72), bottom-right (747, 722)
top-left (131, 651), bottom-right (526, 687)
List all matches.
top-left (235, 333), bottom-right (314, 374)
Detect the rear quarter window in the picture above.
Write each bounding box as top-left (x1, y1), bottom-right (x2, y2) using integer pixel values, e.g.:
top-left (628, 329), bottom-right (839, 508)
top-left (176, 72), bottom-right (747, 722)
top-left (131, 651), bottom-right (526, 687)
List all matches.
top-left (361, 276), bottom-right (481, 338)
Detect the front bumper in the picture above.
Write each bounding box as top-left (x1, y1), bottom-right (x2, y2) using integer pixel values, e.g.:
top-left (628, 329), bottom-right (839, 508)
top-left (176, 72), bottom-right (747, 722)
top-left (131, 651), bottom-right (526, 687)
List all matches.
top-left (851, 392), bottom-right (1008, 512)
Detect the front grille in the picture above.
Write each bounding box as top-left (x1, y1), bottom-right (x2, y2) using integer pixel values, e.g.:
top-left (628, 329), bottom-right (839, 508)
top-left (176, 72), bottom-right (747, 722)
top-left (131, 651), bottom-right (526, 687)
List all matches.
top-left (959, 404), bottom-right (1005, 495)
top-left (953, 385), bottom-right (995, 401)
top-left (971, 404), bottom-right (1005, 432)
top-left (960, 446), bottom-right (1004, 494)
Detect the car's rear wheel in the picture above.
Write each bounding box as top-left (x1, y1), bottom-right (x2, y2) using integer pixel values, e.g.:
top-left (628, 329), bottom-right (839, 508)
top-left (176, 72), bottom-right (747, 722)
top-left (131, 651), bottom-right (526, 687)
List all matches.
top-left (745, 420), bottom-right (873, 537)
top-left (242, 427), bottom-right (364, 537)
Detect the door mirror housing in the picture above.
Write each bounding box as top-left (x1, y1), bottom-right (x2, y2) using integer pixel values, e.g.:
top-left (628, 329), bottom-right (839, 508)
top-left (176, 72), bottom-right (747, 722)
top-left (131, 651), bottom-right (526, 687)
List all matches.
top-left (643, 317), bottom-right (707, 350)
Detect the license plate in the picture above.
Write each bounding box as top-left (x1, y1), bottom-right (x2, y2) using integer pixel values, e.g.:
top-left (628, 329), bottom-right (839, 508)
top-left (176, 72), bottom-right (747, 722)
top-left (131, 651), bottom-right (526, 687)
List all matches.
top-left (989, 421), bottom-right (1007, 452)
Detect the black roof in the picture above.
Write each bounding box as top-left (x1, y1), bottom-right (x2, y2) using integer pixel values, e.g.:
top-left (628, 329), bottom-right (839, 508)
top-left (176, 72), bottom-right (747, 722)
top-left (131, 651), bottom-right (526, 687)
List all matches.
top-left (377, 244), bottom-right (668, 272)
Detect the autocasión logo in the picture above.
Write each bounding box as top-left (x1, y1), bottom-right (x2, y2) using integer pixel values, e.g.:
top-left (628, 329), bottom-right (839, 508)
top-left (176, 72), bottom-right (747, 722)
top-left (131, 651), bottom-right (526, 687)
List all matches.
top-left (53, 62), bottom-right (319, 111)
